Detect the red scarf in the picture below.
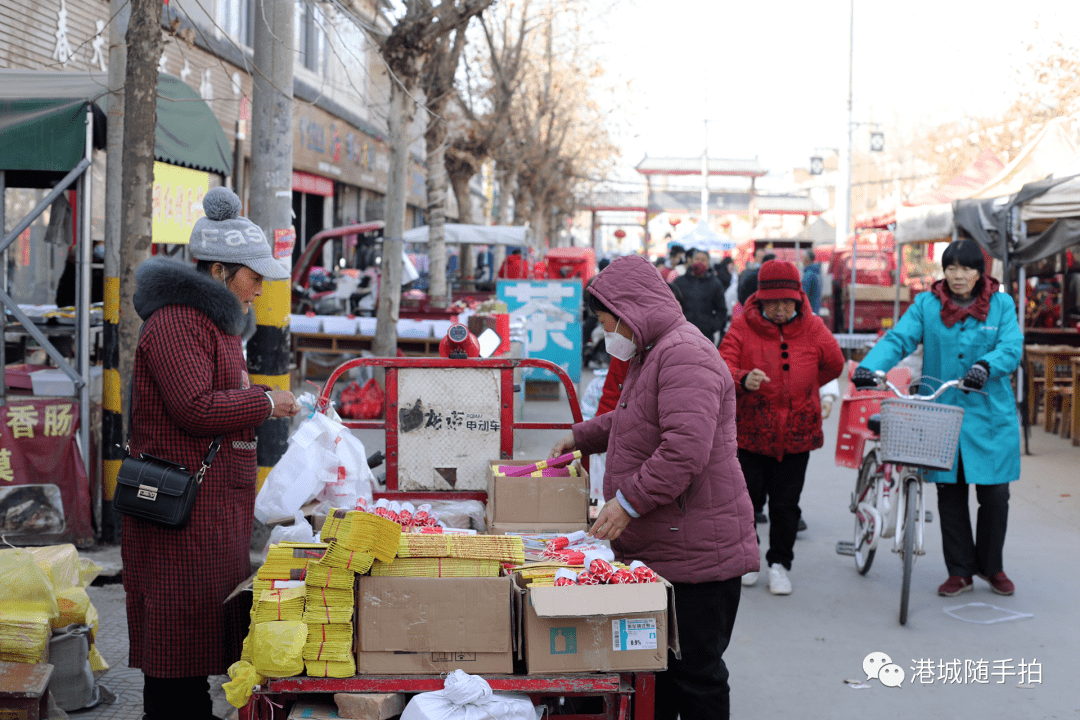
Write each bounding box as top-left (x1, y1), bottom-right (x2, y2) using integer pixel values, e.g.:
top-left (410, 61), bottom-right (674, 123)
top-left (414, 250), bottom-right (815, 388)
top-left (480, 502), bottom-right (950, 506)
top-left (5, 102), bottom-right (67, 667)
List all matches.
top-left (931, 275), bottom-right (999, 328)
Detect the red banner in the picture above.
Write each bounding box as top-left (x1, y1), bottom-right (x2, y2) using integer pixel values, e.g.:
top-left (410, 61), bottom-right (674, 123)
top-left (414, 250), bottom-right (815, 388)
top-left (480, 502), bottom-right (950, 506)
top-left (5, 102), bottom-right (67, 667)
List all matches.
top-left (0, 398), bottom-right (93, 545)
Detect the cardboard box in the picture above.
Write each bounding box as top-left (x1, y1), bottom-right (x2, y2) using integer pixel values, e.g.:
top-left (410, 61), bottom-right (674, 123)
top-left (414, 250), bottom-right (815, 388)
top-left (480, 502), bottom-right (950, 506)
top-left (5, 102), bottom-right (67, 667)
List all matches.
top-left (486, 460), bottom-right (589, 529)
top-left (843, 284), bottom-right (911, 302)
top-left (514, 573), bottom-right (679, 674)
top-left (355, 576), bottom-right (514, 674)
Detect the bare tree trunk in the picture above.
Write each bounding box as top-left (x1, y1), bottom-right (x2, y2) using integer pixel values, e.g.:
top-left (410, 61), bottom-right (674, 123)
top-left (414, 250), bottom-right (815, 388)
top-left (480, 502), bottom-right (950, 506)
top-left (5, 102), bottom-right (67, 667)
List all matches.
top-left (373, 81), bottom-right (415, 357)
top-left (425, 125), bottom-right (450, 308)
top-left (492, 164), bottom-right (516, 273)
top-left (449, 168), bottom-right (475, 288)
top-left (118, 0), bottom-right (161, 412)
top-left (450, 169), bottom-right (474, 225)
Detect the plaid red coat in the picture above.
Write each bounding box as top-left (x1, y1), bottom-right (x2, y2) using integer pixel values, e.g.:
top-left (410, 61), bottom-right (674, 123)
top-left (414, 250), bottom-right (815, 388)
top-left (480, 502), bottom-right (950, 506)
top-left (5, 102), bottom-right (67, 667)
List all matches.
top-left (122, 258), bottom-right (271, 678)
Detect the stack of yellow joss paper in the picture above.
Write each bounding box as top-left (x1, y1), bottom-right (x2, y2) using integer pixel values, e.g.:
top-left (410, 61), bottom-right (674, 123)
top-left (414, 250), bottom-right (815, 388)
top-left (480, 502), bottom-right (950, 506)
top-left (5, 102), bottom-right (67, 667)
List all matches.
top-left (371, 557), bottom-right (502, 577)
top-left (0, 611), bottom-right (51, 663)
top-left (397, 533), bottom-right (525, 565)
top-left (300, 509), bottom-right (400, 677)
top-left (253, 586), bottom-right (306, 624)
top-left (301, 620), bottom-right (355, 678)
top-left (374, 533), bottom-right (525, 577)
top-left (258, 543), bottom-right (328, 581)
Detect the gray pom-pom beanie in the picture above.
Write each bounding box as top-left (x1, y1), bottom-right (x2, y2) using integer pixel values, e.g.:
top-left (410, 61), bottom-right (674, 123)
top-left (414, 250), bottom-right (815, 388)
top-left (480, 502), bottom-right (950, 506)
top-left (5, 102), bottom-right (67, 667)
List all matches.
top-left (188, 186), bottom-right (290, 280)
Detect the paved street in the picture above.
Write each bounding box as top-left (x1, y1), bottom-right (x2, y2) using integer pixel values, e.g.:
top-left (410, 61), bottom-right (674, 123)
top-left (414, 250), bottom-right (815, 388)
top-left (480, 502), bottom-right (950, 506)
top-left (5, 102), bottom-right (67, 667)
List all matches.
top-left (70, 370), bottom-right (1078, 719)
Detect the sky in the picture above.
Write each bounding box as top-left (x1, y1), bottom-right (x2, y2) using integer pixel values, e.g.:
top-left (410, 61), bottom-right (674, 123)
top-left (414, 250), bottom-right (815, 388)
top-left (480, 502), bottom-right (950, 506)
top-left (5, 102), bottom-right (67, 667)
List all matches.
top-left (589, 0), bottom-right (1080, 184)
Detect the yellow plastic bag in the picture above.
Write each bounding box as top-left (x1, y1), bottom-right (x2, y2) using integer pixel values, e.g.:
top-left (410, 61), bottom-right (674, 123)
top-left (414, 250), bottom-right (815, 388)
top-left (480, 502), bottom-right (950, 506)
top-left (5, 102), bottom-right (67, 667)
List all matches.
top-left (53, 587), bottom-right (91, 629)
top-left (88, 643), bottom-right (110, 674)
top-left (0, 549), bottom-right (59, 619)
top-left (29, 544), bottom-right (82, 591)
top-left (252, 621), bottom-right (306, 678)
top-left (223, 660), bottom-right (265, 708)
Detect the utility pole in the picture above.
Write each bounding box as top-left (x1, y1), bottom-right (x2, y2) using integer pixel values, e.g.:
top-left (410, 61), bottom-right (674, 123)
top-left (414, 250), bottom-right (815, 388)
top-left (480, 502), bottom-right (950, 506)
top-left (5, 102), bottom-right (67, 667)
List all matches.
top-left (117, 0), bottom-right (162, 468)
top-left (248, 0), bottom-right (295, 491)
top-left (100, 0), bottom-right (131, 543)
top-left (844, 0), bottom-right (857, 334)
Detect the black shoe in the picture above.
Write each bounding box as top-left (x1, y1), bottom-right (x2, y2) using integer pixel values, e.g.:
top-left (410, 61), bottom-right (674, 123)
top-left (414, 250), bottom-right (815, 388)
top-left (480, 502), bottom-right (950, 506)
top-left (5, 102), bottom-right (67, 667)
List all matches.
top-left (754, 511), bottom-right (767, 524)
top-left (797, 517), bottom-right (808, 532)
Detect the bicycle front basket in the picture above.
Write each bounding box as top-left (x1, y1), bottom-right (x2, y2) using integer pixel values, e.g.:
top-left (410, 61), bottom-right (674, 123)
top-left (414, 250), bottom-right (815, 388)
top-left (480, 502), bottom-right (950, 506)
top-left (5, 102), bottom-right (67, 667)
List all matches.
top-left (878, 398), bottom-right (965, 471)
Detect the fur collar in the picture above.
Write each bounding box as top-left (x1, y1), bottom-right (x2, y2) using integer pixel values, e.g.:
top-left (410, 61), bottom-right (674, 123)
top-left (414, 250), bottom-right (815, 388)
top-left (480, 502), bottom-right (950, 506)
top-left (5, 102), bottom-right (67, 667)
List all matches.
top-left (134, 257), bottom-right (251, 337)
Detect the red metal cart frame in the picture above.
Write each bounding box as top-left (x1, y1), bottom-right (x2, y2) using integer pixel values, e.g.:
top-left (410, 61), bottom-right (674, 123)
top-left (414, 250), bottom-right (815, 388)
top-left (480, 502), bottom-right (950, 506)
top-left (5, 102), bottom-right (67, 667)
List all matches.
top-left (317, 356), bottom-right (587, 502)
top-left (246, 672), bottom-right (654, 720)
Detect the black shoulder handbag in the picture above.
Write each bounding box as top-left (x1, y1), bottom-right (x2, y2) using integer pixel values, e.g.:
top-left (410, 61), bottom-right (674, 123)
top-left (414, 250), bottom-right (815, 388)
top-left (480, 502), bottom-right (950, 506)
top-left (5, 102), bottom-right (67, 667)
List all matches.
top-left (114, 438), bottom-right (222, 528)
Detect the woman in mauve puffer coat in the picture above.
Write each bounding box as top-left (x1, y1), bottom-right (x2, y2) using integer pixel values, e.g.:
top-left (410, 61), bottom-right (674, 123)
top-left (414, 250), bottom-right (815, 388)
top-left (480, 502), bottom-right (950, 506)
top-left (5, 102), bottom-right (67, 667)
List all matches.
top-left (719, 260), bottom-right (845, 596)
top-left (549, 254), bottom-right (757, 720)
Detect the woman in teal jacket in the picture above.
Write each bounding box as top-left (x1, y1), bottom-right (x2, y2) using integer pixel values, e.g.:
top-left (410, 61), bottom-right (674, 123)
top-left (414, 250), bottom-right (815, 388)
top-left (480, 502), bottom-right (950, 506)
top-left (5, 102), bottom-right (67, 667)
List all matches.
top-left (855, 239), bottom-right (1023, 598)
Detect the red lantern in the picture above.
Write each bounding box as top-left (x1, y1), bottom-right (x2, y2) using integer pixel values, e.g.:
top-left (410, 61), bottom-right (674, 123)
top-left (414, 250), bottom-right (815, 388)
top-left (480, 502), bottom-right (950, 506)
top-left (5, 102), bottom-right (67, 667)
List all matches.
top-left (669, 217), bottom-right (682, 228)
top-left (613, 229), bottom-right (627, 239)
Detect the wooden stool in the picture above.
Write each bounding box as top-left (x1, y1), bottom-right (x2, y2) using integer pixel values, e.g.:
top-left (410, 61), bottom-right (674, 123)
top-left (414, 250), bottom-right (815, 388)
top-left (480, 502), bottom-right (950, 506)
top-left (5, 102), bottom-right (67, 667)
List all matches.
top-left (0, 662), bottom-right (54, 720)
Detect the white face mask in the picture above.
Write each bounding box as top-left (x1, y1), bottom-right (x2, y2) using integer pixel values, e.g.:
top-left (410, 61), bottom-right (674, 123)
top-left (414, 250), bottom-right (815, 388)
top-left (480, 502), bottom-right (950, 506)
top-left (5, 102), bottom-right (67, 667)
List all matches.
top-left (604, 319), bottom-right (637, 361)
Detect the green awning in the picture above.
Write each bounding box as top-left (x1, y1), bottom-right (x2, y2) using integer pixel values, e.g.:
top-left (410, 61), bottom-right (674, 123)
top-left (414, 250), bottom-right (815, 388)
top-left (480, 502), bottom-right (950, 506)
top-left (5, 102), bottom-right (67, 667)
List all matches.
top-left (0, 70), bottom-right (231, 177)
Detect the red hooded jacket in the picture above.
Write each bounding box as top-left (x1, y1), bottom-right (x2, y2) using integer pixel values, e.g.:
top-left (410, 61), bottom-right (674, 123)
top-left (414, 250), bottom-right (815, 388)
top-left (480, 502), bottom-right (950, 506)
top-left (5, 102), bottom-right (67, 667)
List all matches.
top-left (719, 290), bottom-right (844, 460)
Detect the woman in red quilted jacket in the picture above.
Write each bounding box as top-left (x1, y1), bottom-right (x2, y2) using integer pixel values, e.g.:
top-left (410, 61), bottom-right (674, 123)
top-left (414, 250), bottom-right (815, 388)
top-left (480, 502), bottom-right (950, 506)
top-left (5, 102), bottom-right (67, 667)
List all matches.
top-left (549, 255), bottom-right (757, 720)
top-left (719, 260), bottom-right (844, 596)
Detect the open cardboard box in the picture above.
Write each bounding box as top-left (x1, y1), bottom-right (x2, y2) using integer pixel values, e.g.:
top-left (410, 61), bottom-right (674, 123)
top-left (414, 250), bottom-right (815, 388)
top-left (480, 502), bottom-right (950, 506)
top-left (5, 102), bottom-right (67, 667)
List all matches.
top-left (486, 459), bottom-right (590, 532)
top-left (355, 575), bottom-right (515, 674)
top-left (513, 572), bottom-right (679, 674)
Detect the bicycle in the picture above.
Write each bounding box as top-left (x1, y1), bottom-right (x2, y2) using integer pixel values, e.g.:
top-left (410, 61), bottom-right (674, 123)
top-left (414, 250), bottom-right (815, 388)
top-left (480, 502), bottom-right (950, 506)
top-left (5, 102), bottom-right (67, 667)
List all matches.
top-left (849, 373), bottom-right (978, 625)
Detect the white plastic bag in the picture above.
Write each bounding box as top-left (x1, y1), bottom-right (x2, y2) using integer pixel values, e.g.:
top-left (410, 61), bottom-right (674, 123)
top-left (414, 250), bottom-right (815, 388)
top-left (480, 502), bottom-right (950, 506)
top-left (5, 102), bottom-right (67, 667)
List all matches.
top-left (265, 513), bottom-right (317, 551)
top-left (401, 670), bottom-right (540, 720)
top-left (255, 394), bottom-right (375, 524)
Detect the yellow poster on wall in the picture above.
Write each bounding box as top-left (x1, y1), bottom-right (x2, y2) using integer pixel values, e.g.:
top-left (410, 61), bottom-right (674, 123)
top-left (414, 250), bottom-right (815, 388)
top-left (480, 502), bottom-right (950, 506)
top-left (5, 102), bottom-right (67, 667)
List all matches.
top-left (152, 162), bottom-right (210, 244)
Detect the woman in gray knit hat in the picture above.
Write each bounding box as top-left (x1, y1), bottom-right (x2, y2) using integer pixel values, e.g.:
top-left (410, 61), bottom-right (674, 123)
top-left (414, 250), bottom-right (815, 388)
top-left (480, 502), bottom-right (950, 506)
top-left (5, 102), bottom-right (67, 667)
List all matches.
top-left (123, 186), bottom-right (300, 720)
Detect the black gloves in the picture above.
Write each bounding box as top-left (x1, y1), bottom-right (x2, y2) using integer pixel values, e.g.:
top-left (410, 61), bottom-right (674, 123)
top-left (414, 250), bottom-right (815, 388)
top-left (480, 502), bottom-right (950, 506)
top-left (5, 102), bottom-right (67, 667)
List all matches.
top-left (852, 366), bottom-right (879, 389)
top-left (962, 361), bottom-right (990, 391)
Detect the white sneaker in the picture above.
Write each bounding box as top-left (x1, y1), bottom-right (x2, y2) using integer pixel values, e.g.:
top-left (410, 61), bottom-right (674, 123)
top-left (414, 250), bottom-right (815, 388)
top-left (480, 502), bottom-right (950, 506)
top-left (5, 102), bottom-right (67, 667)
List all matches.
top-left (741, 571), bottom-right (759, 587)
top-left (768, 564), bottom-right (792, 595)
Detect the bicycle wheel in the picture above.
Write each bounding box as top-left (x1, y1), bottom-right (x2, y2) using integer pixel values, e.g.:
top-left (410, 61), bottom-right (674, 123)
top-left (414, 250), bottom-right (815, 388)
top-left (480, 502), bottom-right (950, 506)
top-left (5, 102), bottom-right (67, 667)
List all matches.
top-left (899, 478), bottom-right (918, 625)
top-left (852, 450), bottom-right (883, 575)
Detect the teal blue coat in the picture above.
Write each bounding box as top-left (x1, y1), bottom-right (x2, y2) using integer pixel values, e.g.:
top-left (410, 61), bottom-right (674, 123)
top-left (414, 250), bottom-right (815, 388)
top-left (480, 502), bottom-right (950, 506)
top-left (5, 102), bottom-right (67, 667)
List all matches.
top-left (859, 288), bottom-right (1023, 485)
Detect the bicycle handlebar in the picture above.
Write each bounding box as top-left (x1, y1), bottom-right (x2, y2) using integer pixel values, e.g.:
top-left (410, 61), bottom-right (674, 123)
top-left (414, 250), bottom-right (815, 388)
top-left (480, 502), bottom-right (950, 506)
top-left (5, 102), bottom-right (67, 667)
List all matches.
top-left (867, 371), bottom-right (986, 401)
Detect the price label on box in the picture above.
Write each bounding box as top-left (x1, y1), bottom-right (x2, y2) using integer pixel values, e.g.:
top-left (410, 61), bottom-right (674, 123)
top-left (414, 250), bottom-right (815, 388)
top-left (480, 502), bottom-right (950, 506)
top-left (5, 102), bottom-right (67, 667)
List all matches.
top-left (612, 618), bottom-right (657, 651)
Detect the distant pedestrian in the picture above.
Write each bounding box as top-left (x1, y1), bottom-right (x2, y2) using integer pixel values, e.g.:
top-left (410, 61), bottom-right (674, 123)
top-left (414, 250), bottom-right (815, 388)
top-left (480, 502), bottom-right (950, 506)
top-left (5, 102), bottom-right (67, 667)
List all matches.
top-left (737, 252), bottom-right (775, 306)
top-left (801, 248), bottom-right (822, 314)
top-left (663, 242), bottom-right (687, 283)
top-left (673, 250), bottom-right (728, 345)
top-left (719, 260), bottom-right (844, 595)
top-left (497, 248), bottom-right (530, 279)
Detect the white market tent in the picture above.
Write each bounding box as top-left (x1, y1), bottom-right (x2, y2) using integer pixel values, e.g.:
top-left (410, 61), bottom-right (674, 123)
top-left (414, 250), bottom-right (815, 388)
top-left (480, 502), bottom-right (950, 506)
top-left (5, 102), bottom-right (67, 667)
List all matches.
top-left (675, 221), bottom-right (737, 252)
top-left (896, 117), bottom-right (1078, 245)
top-left (402, 223), bottom-right (532, 246)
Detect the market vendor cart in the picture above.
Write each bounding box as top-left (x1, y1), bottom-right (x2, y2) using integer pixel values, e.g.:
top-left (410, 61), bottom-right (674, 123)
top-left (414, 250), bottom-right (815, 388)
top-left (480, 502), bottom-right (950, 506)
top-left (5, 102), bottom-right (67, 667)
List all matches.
top-left (239, 357), bottom-right (660, 719)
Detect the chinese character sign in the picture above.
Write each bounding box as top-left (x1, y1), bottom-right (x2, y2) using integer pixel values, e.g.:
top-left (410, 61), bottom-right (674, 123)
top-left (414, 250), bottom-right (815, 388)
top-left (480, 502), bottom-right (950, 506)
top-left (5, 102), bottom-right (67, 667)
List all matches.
top-left (0, 398), bottom-right (92, 544)
top-left (498, 280), bottom-right (582, 383)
